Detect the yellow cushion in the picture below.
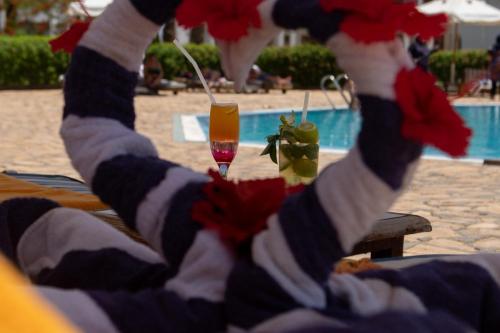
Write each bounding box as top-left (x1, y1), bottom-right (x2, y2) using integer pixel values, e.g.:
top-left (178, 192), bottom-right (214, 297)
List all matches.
top-left (0, 255), bottom-right (78, 333)
top-left (0, 174), bottom-right (107, 211)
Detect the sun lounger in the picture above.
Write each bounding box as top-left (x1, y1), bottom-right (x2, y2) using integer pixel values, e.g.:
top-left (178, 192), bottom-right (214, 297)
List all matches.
top-left (463, 68), bottom-right (491, 97)
top-left (2, 171), bottom-right (432, 257)
top-left (0, 171), bottom-right (106, 211)
top-left (1, 171), bottom-right (145, 244)
top-left (135, 78), bottom-right (187, 96)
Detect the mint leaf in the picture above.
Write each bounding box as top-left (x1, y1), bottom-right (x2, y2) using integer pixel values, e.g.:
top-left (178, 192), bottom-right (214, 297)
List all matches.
top-left (279, 143), bottom-right (305, 161)
top-left (281, 128), bottom-right (297, 144)
top-left (269, 143), bottom-right (277, 164)
top-left (279, 115), bottom-right (289, 126)
top-left (279, 143), bottom-right (294, 160)
top-left (304, 144), bottom-right (319, 160)
top-left (261, 134), bottom-right (279, 164)
top-left (290, 145), bottom-right (306, 159)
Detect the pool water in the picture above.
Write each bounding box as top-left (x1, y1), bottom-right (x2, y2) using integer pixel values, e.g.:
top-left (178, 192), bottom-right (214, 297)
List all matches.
top-left (196, 104), bottom-right (500, 160)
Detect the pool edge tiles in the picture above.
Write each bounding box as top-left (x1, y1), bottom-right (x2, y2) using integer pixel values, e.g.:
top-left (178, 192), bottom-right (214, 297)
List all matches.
top-left (178, 114), bottom-right (207, 142)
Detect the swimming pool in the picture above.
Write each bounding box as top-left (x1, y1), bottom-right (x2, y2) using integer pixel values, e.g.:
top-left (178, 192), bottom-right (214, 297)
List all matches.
top-left (188, 104), bottom-right (500, 160)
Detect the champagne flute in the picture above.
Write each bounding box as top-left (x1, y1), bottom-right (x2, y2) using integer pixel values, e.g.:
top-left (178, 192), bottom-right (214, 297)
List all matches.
top-left (209, 102), bottom-right (239, 179)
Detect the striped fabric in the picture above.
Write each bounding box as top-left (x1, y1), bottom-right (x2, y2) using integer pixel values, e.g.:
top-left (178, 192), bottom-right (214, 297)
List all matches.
top-left (0, 0), bottom-right (498, 332)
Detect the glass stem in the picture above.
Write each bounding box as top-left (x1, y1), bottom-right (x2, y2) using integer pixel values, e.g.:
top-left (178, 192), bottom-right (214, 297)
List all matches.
top-left (218, 164), bottom-right (229, 179)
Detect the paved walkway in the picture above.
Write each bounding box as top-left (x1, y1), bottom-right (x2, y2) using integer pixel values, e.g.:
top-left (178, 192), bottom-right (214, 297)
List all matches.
top-left (1, 89), bottom-right (500, 256)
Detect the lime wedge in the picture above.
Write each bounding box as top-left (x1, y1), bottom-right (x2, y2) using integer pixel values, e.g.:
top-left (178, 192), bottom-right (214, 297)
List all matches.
top-left (294, 122), bottom-right (319, 144)
top-left (279, 161), bottom-right (291, 172)
top-left (292, 158), bottom-right (318, 178)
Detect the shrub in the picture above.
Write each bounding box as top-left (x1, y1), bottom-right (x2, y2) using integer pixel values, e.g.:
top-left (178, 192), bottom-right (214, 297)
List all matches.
top-left (148, 42), bottom-right (340, 88)
top-left (0, 36), bottom-right (69, 89)
top-left (0, 37), bottom-right (490, 91)
top-left (429, 49), bottom-right (489, 87)
top-left (147, 43), bottom-right (220, 79)
top-left (257, 44), bottom-right (340, 88)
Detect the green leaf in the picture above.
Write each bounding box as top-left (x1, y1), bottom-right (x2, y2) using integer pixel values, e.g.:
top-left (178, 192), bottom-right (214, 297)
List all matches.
top-left (260, 134), bottom-right (279, 164)
top-left (279, 115), bottom-right (289, 126)
top-left (279, 143), bottom-right (294, 160)
top-left (289, 145), bottom-right (305, 159)
top-left (269, 144), bottom-right (278, 164)
top-left (279, 143), bottom-right (304, 161)
top-left (281, 128), bottom-right (297, 144)
top-left (260, 142), bottom-right (273, 156)
top-left (304, 144), bottom-right (320, 160)
top-left (266, 134), bottom-right (280, 143)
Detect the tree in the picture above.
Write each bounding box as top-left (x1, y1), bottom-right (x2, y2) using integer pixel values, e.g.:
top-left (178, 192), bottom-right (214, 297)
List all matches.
top-left (2, 0), bottom-right (72, 35)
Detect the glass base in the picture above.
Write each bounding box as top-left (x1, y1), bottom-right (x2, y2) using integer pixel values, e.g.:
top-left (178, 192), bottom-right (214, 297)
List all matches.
top-left (218, 163), bottom-right (230, 179)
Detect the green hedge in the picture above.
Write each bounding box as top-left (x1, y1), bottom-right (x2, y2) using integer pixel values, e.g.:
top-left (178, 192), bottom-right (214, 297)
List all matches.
top-left (429, 49), bottom-right (489, 87)
top-left (0, 36), bottom-right (490, 90)
top-left (147, 43), bottom-right (340, 88)
top-left (147, 43), bottom-right (220, 79)
top-left (0, 36), bottom-right (69, 89)
top-left (256, 44), bottom-right (340, 88)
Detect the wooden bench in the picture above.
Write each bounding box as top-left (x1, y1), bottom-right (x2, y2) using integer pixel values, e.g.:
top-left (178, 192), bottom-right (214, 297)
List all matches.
top-left (4, 172), bottom-right (432, 258)
top-left (352, 212), bottom-right (432, 259)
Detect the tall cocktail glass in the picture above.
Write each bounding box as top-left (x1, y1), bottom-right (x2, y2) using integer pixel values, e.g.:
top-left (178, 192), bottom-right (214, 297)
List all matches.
top-left (209, 103), bottom-right (239, 178)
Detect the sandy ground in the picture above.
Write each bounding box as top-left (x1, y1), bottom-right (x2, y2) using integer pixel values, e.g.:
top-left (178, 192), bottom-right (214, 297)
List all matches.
top-left (1, 89), bottom-right (500, 256)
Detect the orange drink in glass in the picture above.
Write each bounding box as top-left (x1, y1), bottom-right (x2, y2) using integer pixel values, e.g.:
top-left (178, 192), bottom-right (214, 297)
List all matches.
top-left (209, 103), bottom-right (239, 178)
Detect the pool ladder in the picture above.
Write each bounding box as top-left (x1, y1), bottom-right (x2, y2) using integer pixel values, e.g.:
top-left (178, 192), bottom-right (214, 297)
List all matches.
top-left (320, 74), bottom-right (358, 111)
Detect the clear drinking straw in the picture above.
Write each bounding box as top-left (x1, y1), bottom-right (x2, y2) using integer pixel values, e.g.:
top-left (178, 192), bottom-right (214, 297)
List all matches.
top-left (301, 91), bottom-right (310, 123)
top-left (173, 39), bottom-right (216, 104)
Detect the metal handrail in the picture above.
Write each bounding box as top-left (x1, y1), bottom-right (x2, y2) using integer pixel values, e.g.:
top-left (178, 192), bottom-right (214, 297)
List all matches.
top-left (320, 74), bottom-right (356, 110)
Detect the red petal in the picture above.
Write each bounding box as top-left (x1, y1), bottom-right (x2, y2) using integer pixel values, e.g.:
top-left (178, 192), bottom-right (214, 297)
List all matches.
top-left (191, 169), bottom-right (303, 248)
top-left (175, 0), bottom-right (263, 41)
top-left (175, 0), bottom-right (208, 28)
top-left (401, 12), bottom-right (448, 41)
top-left (207, 16), bottom-right (252, 41)
top-left (395, 68), bottom-right (472, 157)
top-left (321, 0), bottom-right (448, 43)
top-left (49, 21), bottom-right (91, 54)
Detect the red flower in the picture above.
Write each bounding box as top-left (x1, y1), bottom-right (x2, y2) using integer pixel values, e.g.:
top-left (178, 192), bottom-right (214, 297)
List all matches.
top-left (395, 67), bottom-right (472, 157)
top-left (191, 170), bottom-right (304, 248)
top-left (320, 0), bottom-right (447, 43)
top-left (176, 0), bottom-right (263, 41)
top-left (49, 20), bottom-right (91, 54)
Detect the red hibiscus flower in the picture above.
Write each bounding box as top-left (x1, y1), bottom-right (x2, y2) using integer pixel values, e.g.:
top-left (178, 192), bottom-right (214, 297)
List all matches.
top-left (320, 0), bottom-right (447, 43)
top-left (49, 20), bottom-right (91, 54)
top-left (176, 0), bottom-right (263, 41)
top-left (191, 169), bottom-right (304, 248)
top-left (395, 67), bottom-right (472, 157)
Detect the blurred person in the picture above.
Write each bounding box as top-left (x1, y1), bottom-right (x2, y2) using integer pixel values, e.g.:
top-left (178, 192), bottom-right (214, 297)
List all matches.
top-left (489, 35), bottom-right (500, 100)
top-left (409, 36), bottom-right (433, 72)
